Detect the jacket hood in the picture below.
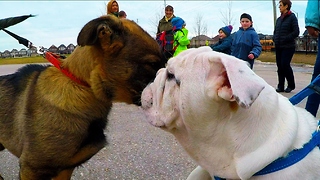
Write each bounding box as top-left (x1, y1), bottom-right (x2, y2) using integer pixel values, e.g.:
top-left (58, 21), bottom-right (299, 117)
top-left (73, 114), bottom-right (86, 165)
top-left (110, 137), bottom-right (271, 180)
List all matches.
top-left (171, 17), bottom-right (185, 30)
top-left (107, 0), bottom-right (119, 15)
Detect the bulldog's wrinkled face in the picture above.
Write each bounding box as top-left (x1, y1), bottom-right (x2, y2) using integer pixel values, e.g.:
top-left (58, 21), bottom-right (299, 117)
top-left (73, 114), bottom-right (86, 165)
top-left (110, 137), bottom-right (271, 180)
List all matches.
top-left (141, 46), bottom-right (265, 132)
top-left (141, 46), bottom-right (266, 179)
top-left (141, 47), bottom-right (211, 130)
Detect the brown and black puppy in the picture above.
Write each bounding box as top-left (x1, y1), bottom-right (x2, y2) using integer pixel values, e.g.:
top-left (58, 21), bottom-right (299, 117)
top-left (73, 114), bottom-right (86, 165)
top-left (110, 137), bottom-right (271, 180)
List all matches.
top-left (0, 15), bottom-right (165, 180)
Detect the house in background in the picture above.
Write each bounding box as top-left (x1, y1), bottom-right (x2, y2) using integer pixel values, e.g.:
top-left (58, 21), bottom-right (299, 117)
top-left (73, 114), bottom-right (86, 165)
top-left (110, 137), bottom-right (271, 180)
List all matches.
top-left (18, 48), bottom-right (27, 57)
top-left (48, 43), bottom-right (76, 54)
top-left (189, 35), bottom-right (218, 48)
top-left (58, 44), bottom-right (67, 54)
top-left (66, 44), bottom-right (76, 54)
top-left (1, 50), bottom-right (11, 58)
top-left (11, 49), bottom-right (19, 58)
top-left (48, 45), bottom-right (58, 53)
top-left (28, 46), bottom-right (38, 57)
top-left (1, 43), bottom-right (77, 58)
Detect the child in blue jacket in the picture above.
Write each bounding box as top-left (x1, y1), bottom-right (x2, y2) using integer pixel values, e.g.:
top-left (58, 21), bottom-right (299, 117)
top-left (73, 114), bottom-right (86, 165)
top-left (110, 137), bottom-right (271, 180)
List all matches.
top-left (210, 25), bottom-right (233, 54)
top-left (231, 13), bottom-right (262, 69)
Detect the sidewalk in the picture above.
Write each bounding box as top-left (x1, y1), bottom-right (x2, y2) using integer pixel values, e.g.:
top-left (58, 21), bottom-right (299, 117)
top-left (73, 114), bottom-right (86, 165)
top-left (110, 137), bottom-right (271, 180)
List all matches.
top-left (253, 61), bottom-right (315, 112)
top-left (0, 62), bottom-right (318, 179)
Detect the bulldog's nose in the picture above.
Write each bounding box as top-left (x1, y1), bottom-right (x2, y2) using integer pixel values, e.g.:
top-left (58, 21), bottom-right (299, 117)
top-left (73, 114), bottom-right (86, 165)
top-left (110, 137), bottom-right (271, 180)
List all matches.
top-left (141, 86), bottom-right (153, 109)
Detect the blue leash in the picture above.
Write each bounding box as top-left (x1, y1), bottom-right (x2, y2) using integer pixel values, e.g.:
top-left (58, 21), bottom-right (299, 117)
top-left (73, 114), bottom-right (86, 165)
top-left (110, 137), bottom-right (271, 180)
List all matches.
top-left (254, 121), bottom-right (320, 176)
top-left (290, 74), bottom-right (320, 105)
top-left (214, 125), bottom-right (320, 179)
top-left (214, 75), bottom-right (320, 180)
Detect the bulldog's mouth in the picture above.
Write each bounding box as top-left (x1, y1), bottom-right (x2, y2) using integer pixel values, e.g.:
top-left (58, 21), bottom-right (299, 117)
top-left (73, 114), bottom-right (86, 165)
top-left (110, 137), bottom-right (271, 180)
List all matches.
top-left (131, 80), bottom-right (153, 106)
top-left (141, 84), bottom-right (154, 110)
top-left (132, 91), bottom-right (142, 106)
top-left (141, 68), bottom-right (180, 129)
top-left (140, 82), bottom-right (166, 128)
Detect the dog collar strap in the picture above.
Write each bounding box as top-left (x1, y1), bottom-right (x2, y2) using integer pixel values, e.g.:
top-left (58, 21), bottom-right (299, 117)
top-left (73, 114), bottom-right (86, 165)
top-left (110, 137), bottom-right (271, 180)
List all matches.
top-left (254, 121), bottom-right (320, 176)
top-left (45, 52), bottom-right (90, 87)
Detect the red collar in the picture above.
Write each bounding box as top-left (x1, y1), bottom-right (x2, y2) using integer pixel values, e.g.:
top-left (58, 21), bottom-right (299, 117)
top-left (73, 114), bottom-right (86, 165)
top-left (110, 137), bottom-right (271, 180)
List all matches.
top-left (281, 10), bottom-right (292, 19)
top-left (45, 52), bottom-right (90, 87)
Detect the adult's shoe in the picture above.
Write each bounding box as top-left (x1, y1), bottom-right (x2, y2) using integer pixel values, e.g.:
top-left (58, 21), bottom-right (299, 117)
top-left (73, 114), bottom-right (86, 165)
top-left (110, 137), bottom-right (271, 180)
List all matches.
top-left (284, 87), bottom-right (294, 93)
top-left (276, 88), bottom-right (284, 92)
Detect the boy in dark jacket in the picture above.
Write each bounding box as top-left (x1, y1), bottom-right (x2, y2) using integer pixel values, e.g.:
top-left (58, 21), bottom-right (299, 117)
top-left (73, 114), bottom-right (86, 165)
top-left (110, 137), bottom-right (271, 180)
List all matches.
top-left (210, 25), bottom-right (233, 55)
top-left (231, 13), bottom-right (262, 69)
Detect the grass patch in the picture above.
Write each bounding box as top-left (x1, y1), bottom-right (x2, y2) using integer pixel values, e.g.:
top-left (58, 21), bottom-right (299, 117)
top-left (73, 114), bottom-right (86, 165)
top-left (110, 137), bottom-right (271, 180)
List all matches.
top-left (0, 56), bottom-right (48, 65)
top-left (0, 52), bottom-right (317, 66)
top-left (258, 51), bottom-right (317, 65)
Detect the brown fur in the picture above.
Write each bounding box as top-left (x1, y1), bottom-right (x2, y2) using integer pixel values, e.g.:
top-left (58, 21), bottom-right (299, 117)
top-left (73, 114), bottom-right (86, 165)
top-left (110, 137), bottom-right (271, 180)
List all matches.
top-left (0, 15), bottom-right (164, 179)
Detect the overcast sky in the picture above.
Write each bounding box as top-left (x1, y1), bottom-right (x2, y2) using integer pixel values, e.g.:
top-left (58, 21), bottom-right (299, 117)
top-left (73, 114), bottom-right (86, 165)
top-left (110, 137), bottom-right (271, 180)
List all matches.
top-left (0, 1), bottom-right (308, 52)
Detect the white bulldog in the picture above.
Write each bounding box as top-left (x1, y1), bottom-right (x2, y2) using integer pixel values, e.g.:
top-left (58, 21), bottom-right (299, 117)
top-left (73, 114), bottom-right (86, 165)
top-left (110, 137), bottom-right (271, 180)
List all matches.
top-left (141, 46), bottom-right (320, 179)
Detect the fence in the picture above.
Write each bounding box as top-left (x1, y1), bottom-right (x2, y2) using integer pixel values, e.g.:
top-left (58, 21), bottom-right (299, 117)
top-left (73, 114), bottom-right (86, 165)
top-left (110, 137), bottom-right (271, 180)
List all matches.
top-left (260, 36), bottom-right (318, 54)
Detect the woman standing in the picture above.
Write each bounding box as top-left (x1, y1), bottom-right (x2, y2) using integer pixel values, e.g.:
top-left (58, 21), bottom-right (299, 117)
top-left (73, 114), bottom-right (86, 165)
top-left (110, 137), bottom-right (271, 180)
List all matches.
top-left (273, 0), bottom-right (299, 93)
top-left (156, 5), bottom-right (176, 61)
top-left (106, 0), bottom-right (119, 17)
top-left (157, 5), bottom-right (175, 34)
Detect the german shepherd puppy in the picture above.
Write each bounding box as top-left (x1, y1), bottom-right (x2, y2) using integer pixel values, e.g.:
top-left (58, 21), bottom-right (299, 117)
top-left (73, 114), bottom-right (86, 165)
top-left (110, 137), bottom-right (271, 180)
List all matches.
top-left (0, 15), bottom-right (165, 179)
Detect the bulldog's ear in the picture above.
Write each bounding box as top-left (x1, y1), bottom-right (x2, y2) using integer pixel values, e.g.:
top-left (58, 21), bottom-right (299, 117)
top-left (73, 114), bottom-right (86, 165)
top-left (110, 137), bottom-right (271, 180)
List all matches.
top-left (77, 15), bottom-right (124, 49)
top-left (208, 52), bottom-right (265, 109)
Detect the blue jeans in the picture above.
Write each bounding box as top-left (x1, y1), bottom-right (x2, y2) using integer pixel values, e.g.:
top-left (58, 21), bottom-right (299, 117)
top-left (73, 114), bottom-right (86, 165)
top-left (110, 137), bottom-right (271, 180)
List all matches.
top-left (305, 36), bottom-right (320, 117)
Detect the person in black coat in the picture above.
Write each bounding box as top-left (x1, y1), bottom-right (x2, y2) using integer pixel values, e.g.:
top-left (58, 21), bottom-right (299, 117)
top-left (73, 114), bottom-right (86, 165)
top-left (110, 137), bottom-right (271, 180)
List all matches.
top-left (273, 0), bottom-right (299, 93)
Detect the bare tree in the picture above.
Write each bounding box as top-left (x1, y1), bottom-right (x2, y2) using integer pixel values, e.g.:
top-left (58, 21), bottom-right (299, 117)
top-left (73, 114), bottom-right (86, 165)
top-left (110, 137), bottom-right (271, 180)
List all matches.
top-left (150, 13), bottom-right (163, 35)
top-left (149, 11), bottom-right (163, 37)
top-left (192, 13), bottom-right (208, 47)
top-left (193, 13), bottom-right (207, 36)
top-left (219, 0), bottom-right (236, 27)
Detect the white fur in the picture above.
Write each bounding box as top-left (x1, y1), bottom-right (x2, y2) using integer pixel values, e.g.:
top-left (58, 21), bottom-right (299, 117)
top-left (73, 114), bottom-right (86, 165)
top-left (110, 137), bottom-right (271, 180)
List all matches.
top-left (141, 47), bottom-right (320, 179)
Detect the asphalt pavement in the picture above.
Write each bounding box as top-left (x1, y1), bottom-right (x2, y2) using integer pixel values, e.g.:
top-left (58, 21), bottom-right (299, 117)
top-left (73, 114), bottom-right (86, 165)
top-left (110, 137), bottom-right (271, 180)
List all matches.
top-left (0, 61), bottom-right (317, 179)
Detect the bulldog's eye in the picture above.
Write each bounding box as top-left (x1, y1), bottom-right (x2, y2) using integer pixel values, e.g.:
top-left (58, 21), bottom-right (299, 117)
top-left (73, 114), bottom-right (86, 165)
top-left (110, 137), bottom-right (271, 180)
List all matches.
top-left (167, 72), bottom-right (180, 86)
top-left (167, 72), bottom-right (175, 80)
top-left (176, 79), bottom-right (181, 86)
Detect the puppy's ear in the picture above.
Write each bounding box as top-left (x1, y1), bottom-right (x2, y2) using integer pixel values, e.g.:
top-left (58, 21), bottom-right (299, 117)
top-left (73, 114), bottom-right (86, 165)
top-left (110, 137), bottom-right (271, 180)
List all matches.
top-left (208, 52), bottom-right (265, 108)
top-left (77, 15), bottom-right (124, 47)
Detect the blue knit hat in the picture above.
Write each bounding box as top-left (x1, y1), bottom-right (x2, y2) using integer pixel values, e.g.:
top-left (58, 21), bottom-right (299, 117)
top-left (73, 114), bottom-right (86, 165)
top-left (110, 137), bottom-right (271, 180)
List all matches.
top-left (219, 25), bottom-right (233, 36)
top-left (171, 17), bottom-right (185, 30)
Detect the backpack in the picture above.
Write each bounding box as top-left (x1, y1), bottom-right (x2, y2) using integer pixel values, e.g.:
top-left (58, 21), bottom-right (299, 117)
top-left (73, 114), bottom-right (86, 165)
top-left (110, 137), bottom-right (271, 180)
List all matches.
top-left (156, 29), bottom-right (184, 60)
